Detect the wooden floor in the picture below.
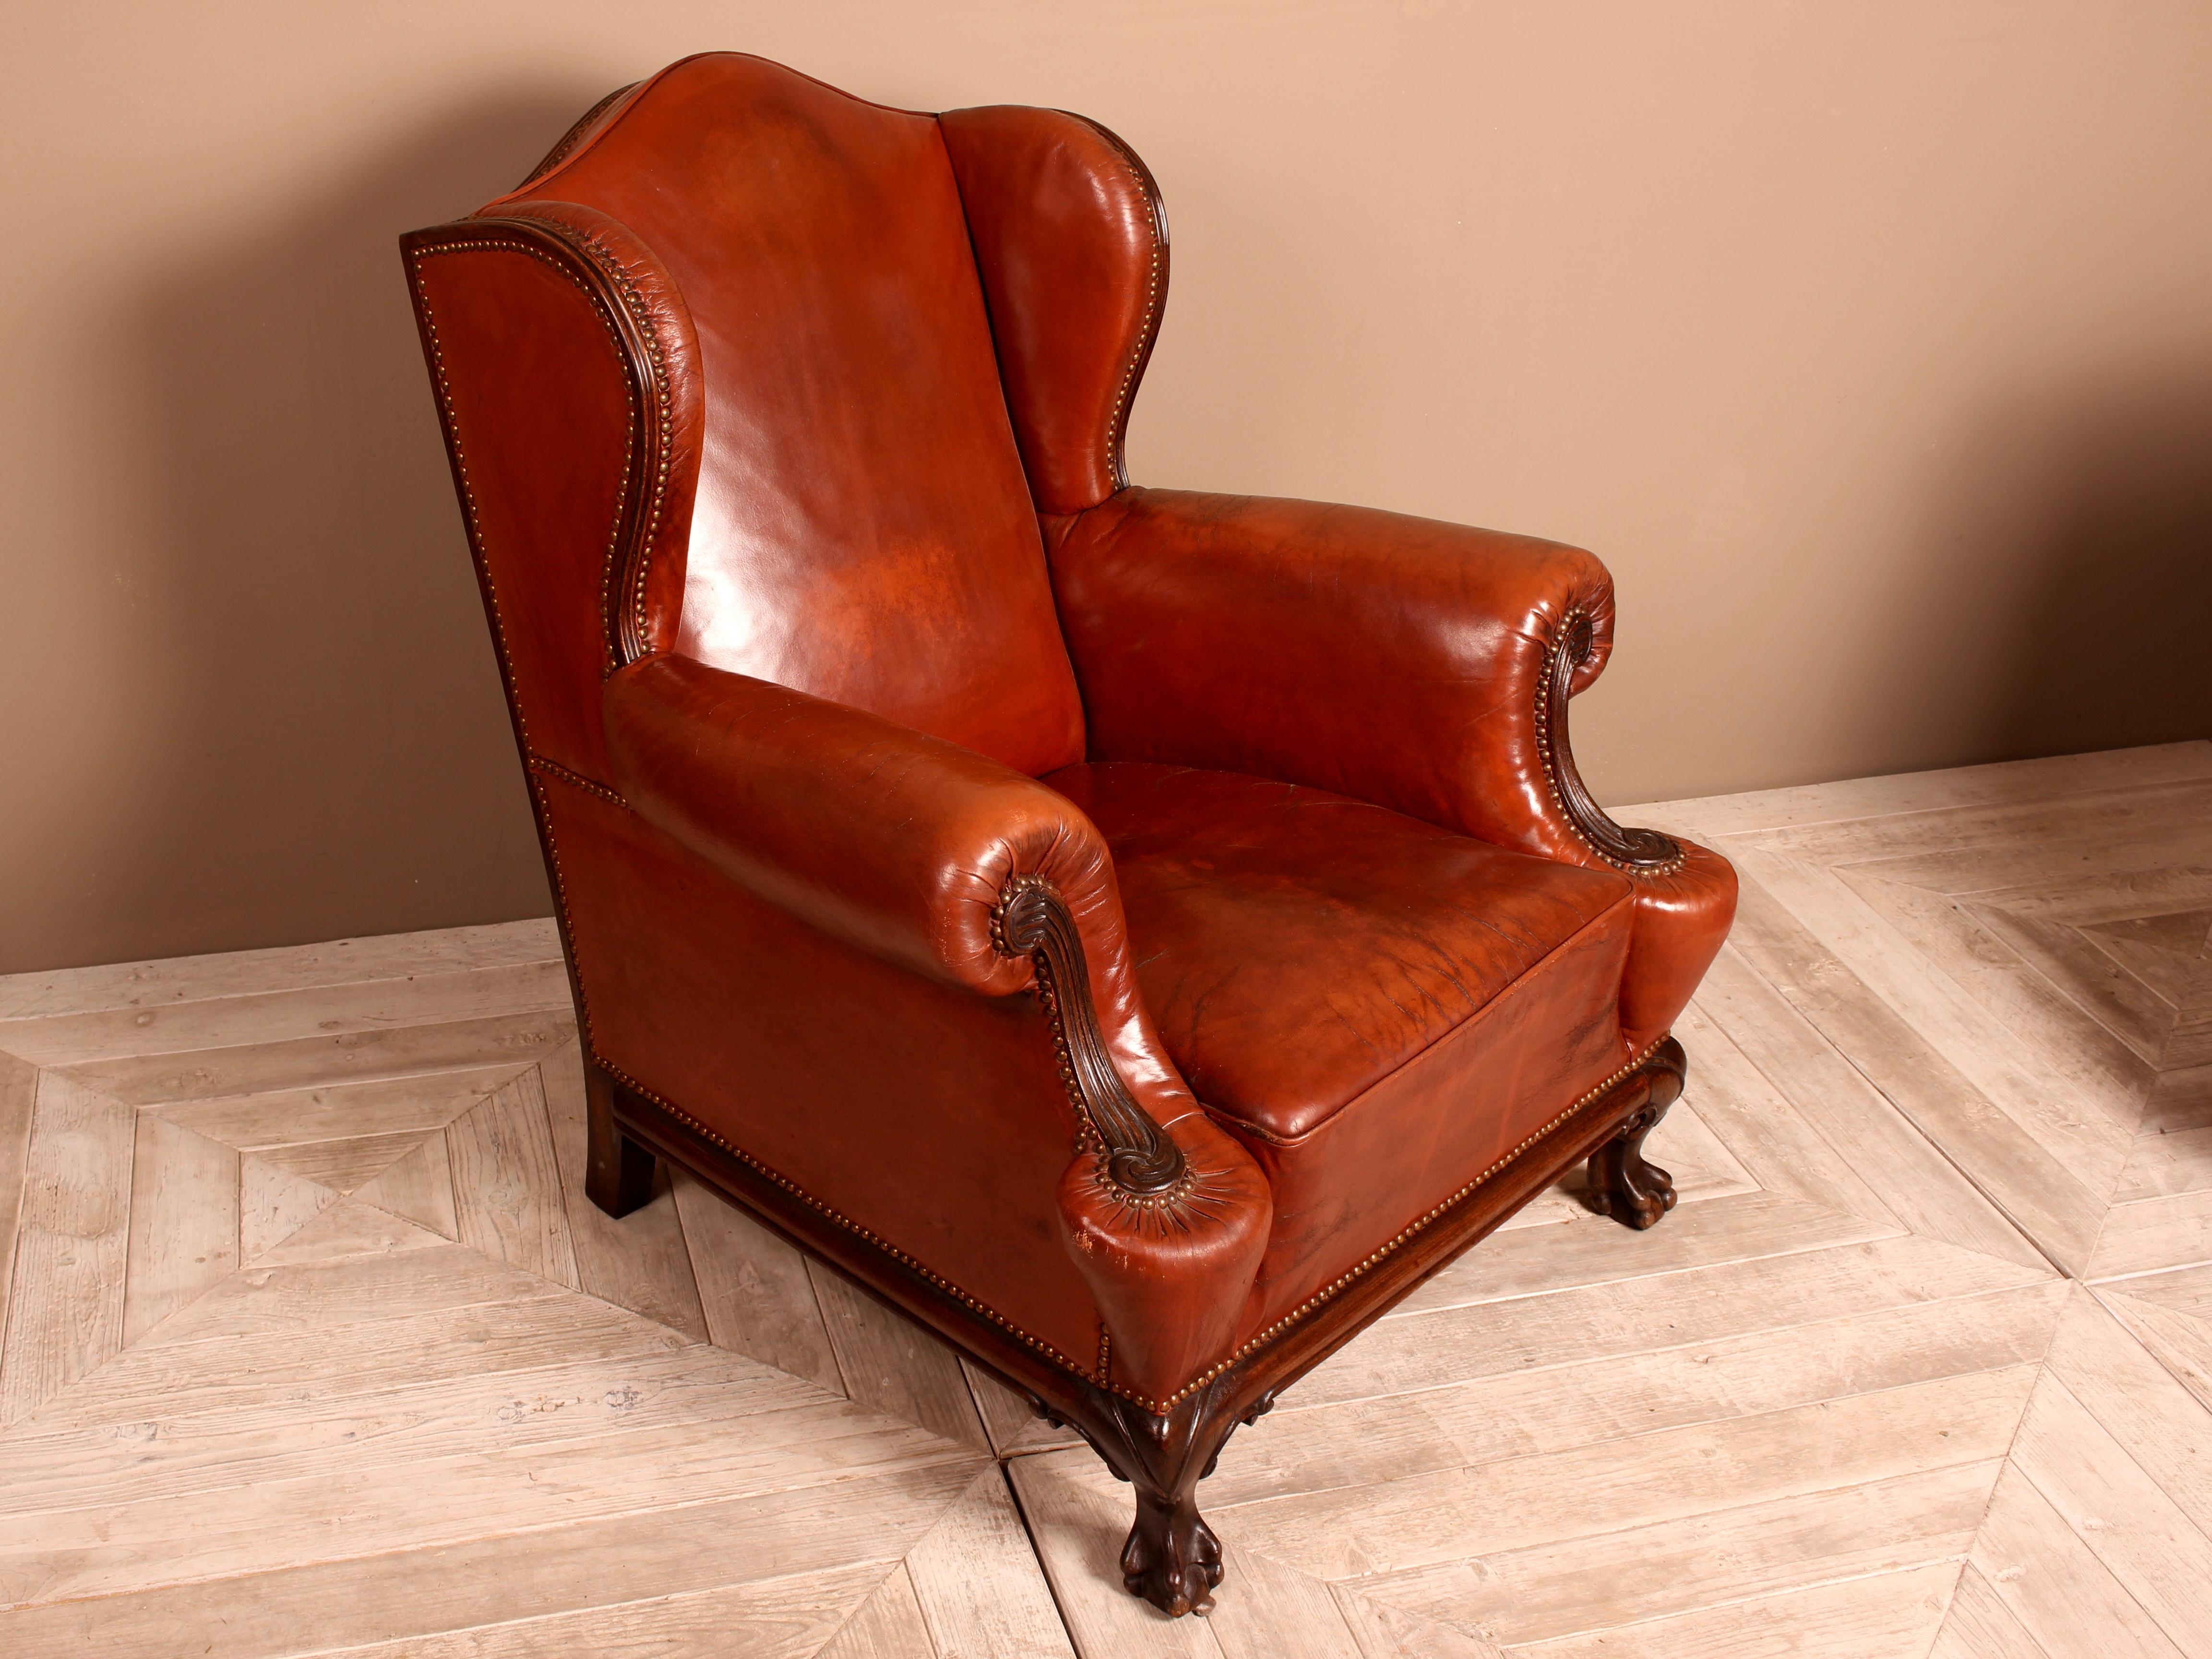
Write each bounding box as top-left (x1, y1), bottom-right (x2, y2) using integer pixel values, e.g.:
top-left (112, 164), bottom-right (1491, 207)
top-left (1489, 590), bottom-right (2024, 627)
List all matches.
top-left (1, 744), bottom-right (2208, 1657)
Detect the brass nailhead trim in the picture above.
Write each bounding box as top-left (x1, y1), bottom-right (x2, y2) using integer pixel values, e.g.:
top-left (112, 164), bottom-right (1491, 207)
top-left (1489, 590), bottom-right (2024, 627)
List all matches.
top-left (1098, 137), bottom-right (1162, 485)
top-left (411, 238), bottom-right (637, 676)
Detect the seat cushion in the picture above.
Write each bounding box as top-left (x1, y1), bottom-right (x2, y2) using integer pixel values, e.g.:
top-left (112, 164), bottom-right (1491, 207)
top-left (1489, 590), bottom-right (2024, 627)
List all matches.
top-left (1047, 763), bottom-right (1634, 1139)
top-left (1046, 762), bottom-right (1640, 1324)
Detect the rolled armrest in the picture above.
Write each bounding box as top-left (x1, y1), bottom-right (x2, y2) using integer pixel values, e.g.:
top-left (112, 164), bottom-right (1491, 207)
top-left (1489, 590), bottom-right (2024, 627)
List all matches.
top-left (1047, 488), bottom-right (1736, 1049)
top-left (604, 650), bottom-right (1270, 1401)
top-left (604, 650), bottom-right (1109, 999)
top-left (1046, 487), bottom-right (1617, 857)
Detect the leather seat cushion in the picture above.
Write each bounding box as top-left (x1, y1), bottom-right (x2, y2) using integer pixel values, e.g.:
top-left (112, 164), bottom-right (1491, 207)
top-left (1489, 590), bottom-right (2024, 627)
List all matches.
top-left (1045, 763), bottom-right (1636, 1141)
top-left (1047, 762), bottom-right (1642, 1325)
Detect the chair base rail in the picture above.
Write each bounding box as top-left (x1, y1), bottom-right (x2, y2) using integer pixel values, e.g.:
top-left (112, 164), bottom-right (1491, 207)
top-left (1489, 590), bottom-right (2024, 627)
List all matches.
top-left (590, 1036), bottom-right (1686, 1617)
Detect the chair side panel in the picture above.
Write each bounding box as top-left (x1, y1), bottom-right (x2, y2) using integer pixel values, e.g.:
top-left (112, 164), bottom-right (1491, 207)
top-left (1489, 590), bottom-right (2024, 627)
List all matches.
top-left (538, 771), bottom-right (1111, 1381)
top-left (405, 233), bottom-right (638, 783)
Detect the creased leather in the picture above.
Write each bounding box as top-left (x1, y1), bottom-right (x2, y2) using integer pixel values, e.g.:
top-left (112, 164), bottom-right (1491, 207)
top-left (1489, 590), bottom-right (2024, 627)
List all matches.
top-left (602, 650), bottom-right (1271, 1400)
top-left (1046, 487), bottom-right (1735, 1063)
top-left (940, 106), bottom-right (1163, 514)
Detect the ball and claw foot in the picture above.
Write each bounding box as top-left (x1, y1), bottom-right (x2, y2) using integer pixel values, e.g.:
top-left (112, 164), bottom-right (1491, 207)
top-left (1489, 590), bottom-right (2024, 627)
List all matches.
top-left (1588, 1107), bottom-right (1677, 1230)
top-left (1122, 1499), bottom-right (1224, 1617)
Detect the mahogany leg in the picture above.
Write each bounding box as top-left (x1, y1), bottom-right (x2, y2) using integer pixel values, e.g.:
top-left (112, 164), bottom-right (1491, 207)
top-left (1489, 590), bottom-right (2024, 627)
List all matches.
top-left (584, 1064), bottom-right (656, 1218)
top-left (1091, 1384), bottom-right (1272, 1616)
top-left (1589, 1037), bottom-right (1687, 1230)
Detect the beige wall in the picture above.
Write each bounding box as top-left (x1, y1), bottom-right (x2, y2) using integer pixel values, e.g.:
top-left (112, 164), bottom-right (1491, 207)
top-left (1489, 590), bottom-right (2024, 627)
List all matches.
top-left (5, 1), bottom-right (2210, 974)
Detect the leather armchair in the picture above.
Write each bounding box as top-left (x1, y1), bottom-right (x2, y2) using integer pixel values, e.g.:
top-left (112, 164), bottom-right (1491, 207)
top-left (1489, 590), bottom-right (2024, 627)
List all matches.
top-left (403, 53), bottom-right (1735, 1618)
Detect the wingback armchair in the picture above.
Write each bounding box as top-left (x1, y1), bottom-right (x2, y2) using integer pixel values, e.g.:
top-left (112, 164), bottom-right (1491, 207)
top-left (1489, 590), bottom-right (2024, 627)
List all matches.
top-left (403, 53), bottom-right (1736, 1618)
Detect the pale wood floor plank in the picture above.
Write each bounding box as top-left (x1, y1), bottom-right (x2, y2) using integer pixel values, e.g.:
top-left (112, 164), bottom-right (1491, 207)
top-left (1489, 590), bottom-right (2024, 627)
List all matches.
top-left (1692, 946), bottom-right (2047, 1269)
top-left (2149, 1060), bottom-right (2212, 1136)
top-left (2116, 1123), bottom-right (2212, 1202)
top-left (1733, 774), bottom-right (2212, 877)
top-left (238, 1154), bottom-right (339, 1262)
top-left (19, 1290), bottom-right (695, 1431)
top-left (1726, 874), bottom-right (2108, 1271)
top-left (0, 961), bottom-right (572, 1069)
top-left (1358, 1460), bottom-right (1991, 1647)
top-left (0, 1396), bottom-right (980, 1609)
top-left (444, 1069), bottom-right (579, 1291)
top-left (0, 919), bottom-right (563, 1023)
top-left (1504, 1559), bottom-right (1958, 1659)
top-left (538, 1044), bottom-right (707, 1341)
top-left (1296, 1235), bottom-right (2049, 1413)
top-left (1214, 1365), bottom-right (2035, 1582)
top-left (1964, 902), bottom-right (2176, 1070)
top-left (809, 1259), bottom-right (989, 1451)
top-left (2089, 1188), bottom-right (2212, 1282)
top-left (0, 1053), bottom-right (38, 1368)
top-left (292, 1560), bottom-right (886, 1659)
top-left (1329, 1583), bottom-right (1505, 1659)
top-left (670, 1167), bottom-right (845, 1394)
top-left (1926, 1564), bottom-right (2053, 1659)
top-left (0, 1075), bottom-right (134, 1427)
top-left (1840, 869), bottom-right (2152, 1132)
top-left (1213, 1284), bottom-right (2064, 1511)
top-left (121, 1114), bottom-right (238, 1345)
top-left (2044, 1288), bottom-right (2212, 1534)
top-left (1736, 845), bottom-right (2134, 1193)
top-left (1620, 742), bottom-right (2212, 843)
top-left (2097, 1285), bottom-right (2212, 1416)
top-left (905, 1467), bottom-right (1077, 1657)
top-left (1205, 1536), bottom-right (1369, 1659)
top-left (1393, 1190), bottom-right (1895, 1319)
top-left (0, 1466), bottom-right (968, 1659)
top-left (57, 1010), bottom-right (575, 1109)
top-left (816, 1563), bottom-right (939, 1659)
top-left (1670, 998), bottom-right (1904, 1224)
top-left (0, 1339), bottom-right (809, 1519)
top-left (150, 1064), bottom-right (529, 1154)
top-left (2007, 1371), bottom-right (2212, 1656)
top-left (352, 1131), bottom-right (458, 1238)
top-left (964, 1356), bottom-right (1081, 1456)
top-left (1969, 1463), bottom-right (2187, 1659)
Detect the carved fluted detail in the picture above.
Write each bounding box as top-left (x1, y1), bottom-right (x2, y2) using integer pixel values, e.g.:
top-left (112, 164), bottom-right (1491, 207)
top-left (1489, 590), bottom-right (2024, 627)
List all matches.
top-left (1538, 612), bottom-right (1686, 873)
top-left (993, 875), bottom-right (1187, 1196)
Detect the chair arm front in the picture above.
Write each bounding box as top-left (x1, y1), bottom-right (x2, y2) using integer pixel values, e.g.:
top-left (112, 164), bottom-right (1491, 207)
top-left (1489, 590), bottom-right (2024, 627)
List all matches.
top-left (603, 650), bottom-right (1269, 1403)
top-left (1045, 487), bottom-right (1736, 1047)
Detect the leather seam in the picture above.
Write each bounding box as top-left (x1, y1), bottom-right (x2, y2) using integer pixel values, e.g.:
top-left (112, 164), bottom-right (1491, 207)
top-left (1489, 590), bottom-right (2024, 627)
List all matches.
top-left (528, 753), bottom-right (628, 809)
top-left (1192, 884), bottom-right (1640, 1148)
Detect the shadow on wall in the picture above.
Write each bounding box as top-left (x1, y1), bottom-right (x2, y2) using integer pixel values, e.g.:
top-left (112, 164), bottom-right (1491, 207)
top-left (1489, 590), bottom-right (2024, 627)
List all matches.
top-left (1963, 375), bottom-right (2212, 763)
top-left (109, 85), bottom-right (612, 962)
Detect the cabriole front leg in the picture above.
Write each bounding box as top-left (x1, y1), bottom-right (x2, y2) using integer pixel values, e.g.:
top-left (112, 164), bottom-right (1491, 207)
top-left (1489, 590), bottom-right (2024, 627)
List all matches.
top-left (584, 1062), bottom-right (657, 1217)
top-left (1589, 1035), bottom-right (1686, 1230)
top-left (1088, 1384), bottom-right (1269, 1617)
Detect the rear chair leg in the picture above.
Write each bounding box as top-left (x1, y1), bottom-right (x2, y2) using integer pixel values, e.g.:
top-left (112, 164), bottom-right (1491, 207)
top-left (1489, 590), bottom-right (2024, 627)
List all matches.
top-left (1589, 1036), bottom-right (1686, 1230)
top-left (585, 1063), bottom-right (657, 1217)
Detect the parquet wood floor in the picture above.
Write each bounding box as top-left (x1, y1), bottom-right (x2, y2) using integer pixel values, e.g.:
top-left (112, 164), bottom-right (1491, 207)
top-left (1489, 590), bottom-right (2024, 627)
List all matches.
top-left (2, 743), bottom-right (2207, 1656)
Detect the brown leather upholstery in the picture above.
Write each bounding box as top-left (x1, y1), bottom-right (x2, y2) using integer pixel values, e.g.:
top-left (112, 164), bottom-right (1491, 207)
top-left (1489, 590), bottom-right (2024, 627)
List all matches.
top-left (1051, 763), bottom-right (1638, 1321)
top-left (403, 50), bottom-right (1734, 1417)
